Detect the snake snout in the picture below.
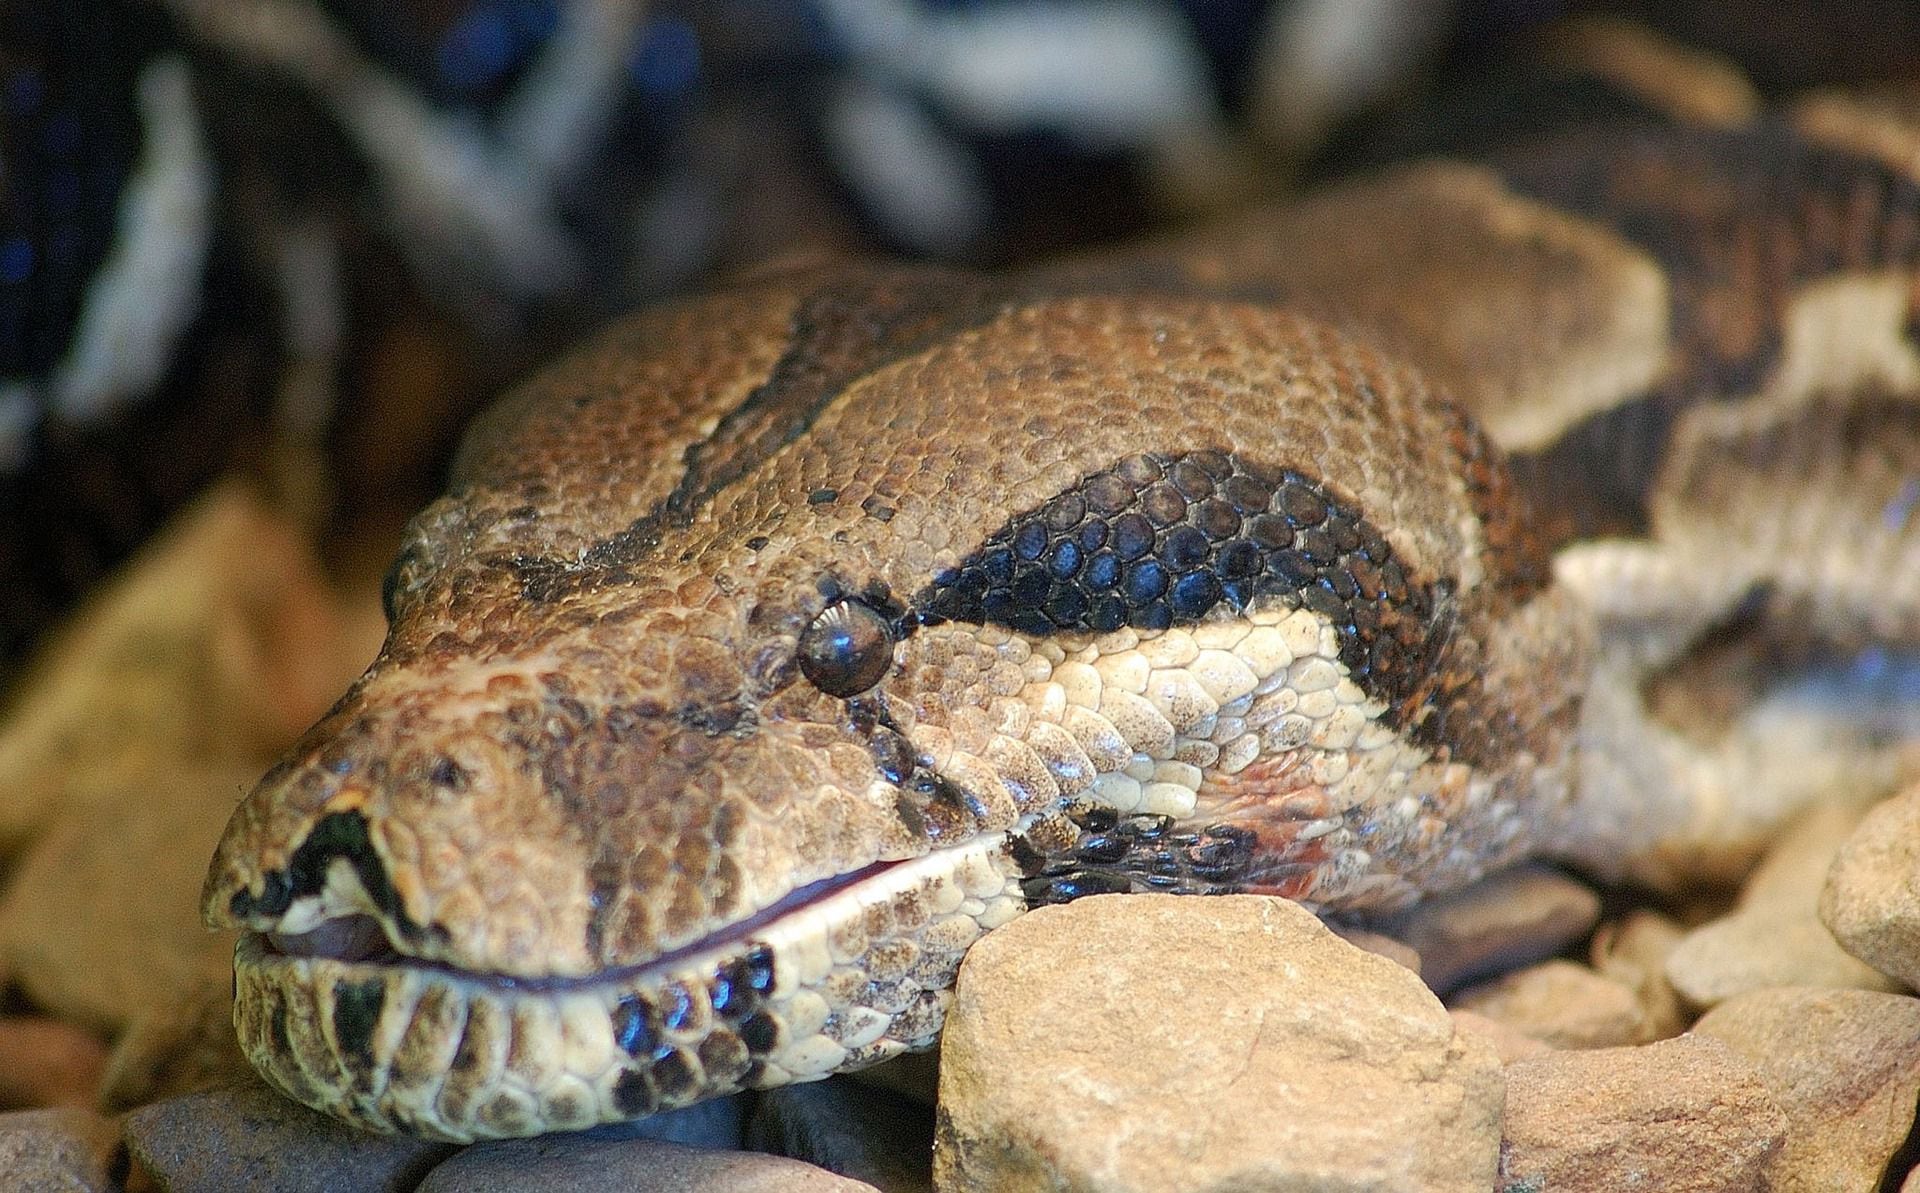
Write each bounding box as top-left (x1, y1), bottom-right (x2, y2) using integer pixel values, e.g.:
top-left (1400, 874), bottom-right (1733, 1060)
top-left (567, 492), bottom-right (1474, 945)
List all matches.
top-left (215, 807), bottom-right (421, 938)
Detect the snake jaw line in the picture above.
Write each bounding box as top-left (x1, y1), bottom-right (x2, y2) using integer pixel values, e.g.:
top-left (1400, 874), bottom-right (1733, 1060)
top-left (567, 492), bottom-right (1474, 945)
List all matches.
top-left (232, 836), bottom-right (1024, 1141)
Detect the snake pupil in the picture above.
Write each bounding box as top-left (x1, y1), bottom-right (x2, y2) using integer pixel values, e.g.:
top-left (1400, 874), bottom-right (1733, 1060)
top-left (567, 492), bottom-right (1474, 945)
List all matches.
top-left (797, 599), bottom-right (894, 697)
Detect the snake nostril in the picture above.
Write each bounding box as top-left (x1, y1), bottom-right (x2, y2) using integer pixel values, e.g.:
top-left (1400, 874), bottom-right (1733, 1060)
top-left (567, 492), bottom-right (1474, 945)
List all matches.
top-left (229, 810), bottom-right (431, 944)
top-left (428, 756), bottom-right (469, 791)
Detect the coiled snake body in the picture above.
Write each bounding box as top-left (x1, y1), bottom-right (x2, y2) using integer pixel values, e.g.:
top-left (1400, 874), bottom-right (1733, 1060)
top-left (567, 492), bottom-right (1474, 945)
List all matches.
top-left (203, 37), bottom-right (1920, 1140)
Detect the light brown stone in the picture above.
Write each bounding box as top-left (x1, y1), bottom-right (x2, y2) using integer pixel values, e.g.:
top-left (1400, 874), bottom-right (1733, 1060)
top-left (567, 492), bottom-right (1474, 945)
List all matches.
top-left (1667, 806), bottom-right (1898, 1009)
top-left (0, 763), bottom-right (254, 1033)
top-left (1372, 864), bottom-right (1601, 993)
top-left (0, 1107), bottom-right (120, 1192)
top-left (101, 971), bottom-right (271, 1112)
top-left (417, 1136), bottom-right (881, 1192)
top-left (0, 1016), bottom-right (108, 1111)
top-left (1822, 784), bottom-right (1920, 991)
top-left (1693, 987), bottom-right (1920, 1191)
top-left (1499, 1034), bottom-right (1785, 1191)
top-left (0, 484), bottom-right (376, 853)
top-left (1329, 925), bottom-right (1422, 974)
top-left (1668, 912), bottom-right (1895, 1008)
top-left (0, 484), bottom-right (383, 1041)
top-left (1590, 910), bottom-right (1692, 1040)
top-left (934, 894), bottom-right (1503, 1193)
top-left (1448, 1009), bottom-right (1551, 1063)
top-left (1450, 960), bottom-right (1648, 1048)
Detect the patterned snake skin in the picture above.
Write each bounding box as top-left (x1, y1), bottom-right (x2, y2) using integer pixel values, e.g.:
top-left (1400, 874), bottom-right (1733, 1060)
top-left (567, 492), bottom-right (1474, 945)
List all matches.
top-left (202, 30), bottom-right (1920, 1140)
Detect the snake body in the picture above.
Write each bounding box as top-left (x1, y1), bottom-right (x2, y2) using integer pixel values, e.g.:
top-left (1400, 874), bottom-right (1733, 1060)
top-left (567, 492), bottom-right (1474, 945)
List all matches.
top-left (202, 32), bottom-right (1920, 1141)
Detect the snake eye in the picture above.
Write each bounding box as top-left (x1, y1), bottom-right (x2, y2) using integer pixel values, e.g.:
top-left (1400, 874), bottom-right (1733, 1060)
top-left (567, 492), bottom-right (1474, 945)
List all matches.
top-left (797, 600), bottom-right (895, 697)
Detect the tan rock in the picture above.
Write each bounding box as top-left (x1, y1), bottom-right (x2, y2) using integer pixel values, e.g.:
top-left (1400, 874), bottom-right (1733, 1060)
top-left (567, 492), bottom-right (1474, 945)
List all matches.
top-left (1450, 960), bottom-right (1648, 1048)
top-left (417, 1136), bottom-right (881, 1192)
top-left (0, 486), bottom-right (379, 1042)
top-left (1590, 910), bottom-right (1692, 1040)
top-left (1329, 925), bottom-right (1422, 973)
top-left (0, 764), bottom-right (254, 1031)
top-left (1667, 806), bottom-right (1899, 1011)
top-left (1500, 1034), bottom-right (1785, 1191)
top-left (1448, 1009), bottom-right (1551, 1063)
top-left (1668, 913), bottom-right (1896, 1010)
top-left (0, 1108), bottom-right (121, 1192)
top-left (1821, 784), bottom-right (1920, 991)
top-left (0, 1016), bottom-right (108, 1111)
top-left (1694, 987), bottom-right (1920, 1191)
top-left (0, 483), bottom-right (375, 852)
top-left (1371, 864), bottom-right (1601, 993)
top-left (934, 894), bottom-right (1503, 1193)
top-left (101, 970), bottom-right (253, 1112)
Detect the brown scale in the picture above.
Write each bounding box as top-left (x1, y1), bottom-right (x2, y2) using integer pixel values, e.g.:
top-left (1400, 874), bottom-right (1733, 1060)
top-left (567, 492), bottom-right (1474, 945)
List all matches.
top-left (209, 278), bottom-right (1514, 986)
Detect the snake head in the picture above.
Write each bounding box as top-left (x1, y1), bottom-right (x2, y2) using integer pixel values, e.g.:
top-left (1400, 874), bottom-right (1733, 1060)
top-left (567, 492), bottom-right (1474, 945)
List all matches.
top-left (202, 263), bottom-right (1555, 1140)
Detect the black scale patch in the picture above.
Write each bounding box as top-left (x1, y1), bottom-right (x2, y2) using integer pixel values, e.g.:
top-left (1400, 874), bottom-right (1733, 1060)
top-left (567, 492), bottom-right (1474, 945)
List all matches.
top-left (914, 450), bottom-right (1448, 725)
top-left (228, 810), bottom-right (438, 946)
top-left (607, 943), bottom-right (780, 1115)
top-left (331, 978), bottom-right (386, 1069)
top-left (1015, 808), bottom-right (1269, 904)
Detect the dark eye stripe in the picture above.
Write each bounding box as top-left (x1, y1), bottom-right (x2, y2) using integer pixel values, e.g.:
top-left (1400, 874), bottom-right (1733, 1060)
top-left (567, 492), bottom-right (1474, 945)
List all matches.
top-left (913, 450), bottom-right (1450, 732)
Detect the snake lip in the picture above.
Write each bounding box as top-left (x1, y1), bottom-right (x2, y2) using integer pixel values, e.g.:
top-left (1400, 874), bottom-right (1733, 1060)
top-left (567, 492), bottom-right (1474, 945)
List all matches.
top-left (231, 834), bottom-right (1025, 1139)
top-left (249, 858), bottom-right (906, 994)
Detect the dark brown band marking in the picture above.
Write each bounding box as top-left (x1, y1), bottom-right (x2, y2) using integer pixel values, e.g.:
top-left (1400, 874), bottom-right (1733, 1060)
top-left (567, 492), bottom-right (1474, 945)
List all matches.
top-left (1500, 123), bottom-right (1920, 397)
top-left (1510, 391), bottom-right (1679, 541)
top-left (331, 978), bottom-right (385, 1072)
top-left (579, 267), bottom-right (1006, 573)
top-left (1497, 121), bottom-right (1920, 536)
top-left (1316, 65), bottom-right (1681, 179)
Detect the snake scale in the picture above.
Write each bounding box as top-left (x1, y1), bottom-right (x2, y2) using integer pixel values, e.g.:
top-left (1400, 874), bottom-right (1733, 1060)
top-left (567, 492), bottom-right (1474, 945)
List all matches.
top-left (202, 27), bottom-right (1920, 1141)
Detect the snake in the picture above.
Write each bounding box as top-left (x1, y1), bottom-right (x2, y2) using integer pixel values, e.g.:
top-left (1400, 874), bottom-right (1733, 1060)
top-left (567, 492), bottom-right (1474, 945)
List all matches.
top-left (200, 26), bottom-right (1920, 1142)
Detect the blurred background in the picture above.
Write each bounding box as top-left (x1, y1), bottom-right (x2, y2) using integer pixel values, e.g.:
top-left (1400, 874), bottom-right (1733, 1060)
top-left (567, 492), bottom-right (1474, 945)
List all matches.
top-left (7, 0), bottom-right (1920, 672)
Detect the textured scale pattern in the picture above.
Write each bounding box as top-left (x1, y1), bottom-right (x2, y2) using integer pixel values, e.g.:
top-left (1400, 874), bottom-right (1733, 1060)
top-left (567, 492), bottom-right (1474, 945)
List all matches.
top-left (201, 28), bottom-right (1920, 1141)
top-left (916, 449), bottom-right (1444, 733)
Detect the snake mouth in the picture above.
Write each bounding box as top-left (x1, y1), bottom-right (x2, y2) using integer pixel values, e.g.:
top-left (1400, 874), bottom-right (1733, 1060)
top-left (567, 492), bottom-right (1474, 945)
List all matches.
top-left (230, 835), bottom-right (1029, 1141)
top-left (267, 915), bottom-right (400, 966)
top-left (258, 860), bottom-right (900, 987)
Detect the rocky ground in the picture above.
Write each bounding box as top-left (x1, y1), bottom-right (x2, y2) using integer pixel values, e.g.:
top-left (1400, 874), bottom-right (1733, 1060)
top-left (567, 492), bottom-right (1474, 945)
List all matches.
top-left (4, 484), bottom-right (1919, 1191)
